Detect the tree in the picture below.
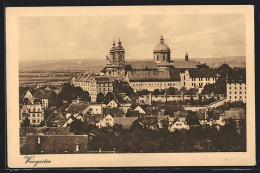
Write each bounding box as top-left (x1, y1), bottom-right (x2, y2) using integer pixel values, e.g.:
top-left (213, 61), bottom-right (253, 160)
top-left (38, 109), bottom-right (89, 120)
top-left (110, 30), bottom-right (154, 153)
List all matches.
top-left (186, 111), bottom-right (200, 126)
top-left (22, 116), bottom-right (30, 127)
top-left (96, 92), bottom-right (105, 103)
top-left (166, 87), bottom-right (178, 95)
top-left (104, 92), bottom-right (114, 104)
top-left (80, 91), bottom-right (91, 102)
top-left (68, 119), bottom-right (86, 135)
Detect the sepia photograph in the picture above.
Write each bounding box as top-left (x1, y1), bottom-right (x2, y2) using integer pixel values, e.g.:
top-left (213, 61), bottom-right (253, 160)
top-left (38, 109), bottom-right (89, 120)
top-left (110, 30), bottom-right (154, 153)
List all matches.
top-left (6, 5), bottom-right (255, 167)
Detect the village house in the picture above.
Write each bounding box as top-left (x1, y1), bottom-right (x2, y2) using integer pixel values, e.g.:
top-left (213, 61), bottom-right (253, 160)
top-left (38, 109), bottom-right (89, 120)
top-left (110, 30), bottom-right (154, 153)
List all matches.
top-left (169, 120), bottom-right (189, 132)
top-left (20, 104), bottom-right (45, 126)
top-left (96, 114), bottom-right (114, 128)
top-left (45, 111), bottom-right (66, 127)
top-left (134, 106), bottom-right (146, 114)
top-left (114, 117), bottom-right (138, 129)
top-left (106, 100), bottom-right (118, 108)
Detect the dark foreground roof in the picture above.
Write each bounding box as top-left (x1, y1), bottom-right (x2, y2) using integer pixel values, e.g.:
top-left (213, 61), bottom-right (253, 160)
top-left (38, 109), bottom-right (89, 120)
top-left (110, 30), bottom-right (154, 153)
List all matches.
top-left (21, 135), bottom-right (88, 154)
top-left (114, 117), bottom-right (138, 129)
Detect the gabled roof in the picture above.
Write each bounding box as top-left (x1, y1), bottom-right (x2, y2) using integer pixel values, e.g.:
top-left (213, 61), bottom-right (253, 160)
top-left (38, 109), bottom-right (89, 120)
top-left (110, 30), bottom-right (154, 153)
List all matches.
top-left (66, 103), bottom-right (90, 113)
top-left (188, 69), bottom-right (218, 78)
top-left (114, 117), bottom-right (138, 129)
top-left (173, 60), bottom-right (198, 69)
top-left (125, 61), bottom-right (158, 70)
top-left (127, 70), bottom-right (180, 82)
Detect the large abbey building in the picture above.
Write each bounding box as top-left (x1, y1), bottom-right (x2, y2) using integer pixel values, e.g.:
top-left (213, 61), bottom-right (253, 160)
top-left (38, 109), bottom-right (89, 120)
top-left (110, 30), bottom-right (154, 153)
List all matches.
top-left (73, 36), bottom-right (218, 101)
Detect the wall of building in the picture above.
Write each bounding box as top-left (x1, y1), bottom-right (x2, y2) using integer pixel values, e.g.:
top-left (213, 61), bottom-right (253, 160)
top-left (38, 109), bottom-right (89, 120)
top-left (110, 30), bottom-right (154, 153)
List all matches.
top-left (226, 83), bottom-right (246, 103)
top-left (129, 81), bottom-right (181, 92)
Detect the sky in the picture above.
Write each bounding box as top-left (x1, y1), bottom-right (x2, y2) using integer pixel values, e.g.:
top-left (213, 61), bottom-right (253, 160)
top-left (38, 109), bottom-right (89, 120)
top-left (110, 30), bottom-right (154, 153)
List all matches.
top-left (19, 14), bottom-right (246, 61)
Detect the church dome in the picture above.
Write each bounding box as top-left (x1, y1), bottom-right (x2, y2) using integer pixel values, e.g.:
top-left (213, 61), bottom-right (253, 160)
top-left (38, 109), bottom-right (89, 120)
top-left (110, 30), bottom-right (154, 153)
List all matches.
top-left (153, 36), bottom-right (170, 53)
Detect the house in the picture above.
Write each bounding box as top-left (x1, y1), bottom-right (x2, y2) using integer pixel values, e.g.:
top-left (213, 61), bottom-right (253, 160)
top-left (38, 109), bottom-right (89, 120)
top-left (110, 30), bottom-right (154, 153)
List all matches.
top-left (73, 74), bottom-right (113, 102)
top-left (20, 104), bottom-right (44, 126)
top-left (134, 106), bottom-right (146, 114)
top-left (120, 101), bottom-right (132, 114)
top-left (107, 100), bottom-right (118, 108)
top-left (169, 120), bottom-right (189, 132)
top-left (225, 108), bottom-right (246, 120)
top-left (182, 69), bottom-right (218, 91)
top-left (21, 135), bottom-right (88, 154)
top-left (141, 116), bottom-right (158, 130)
top-left (226, 69), bottom-right (246, 103)
top-left (23, 90), bottom-right (35, 104)
top-left (33, 89), bottom-right (53, 109)
top-left (45, 111), bottom-right (66, 127)
top-left (96, 114), bottom-right (114, 128)
top-left (65, 103), bottom-right (90, 119)
top-left (114, 117), bottom-right (138, 129)
top-left (122, 96), bottom-right (132, 102)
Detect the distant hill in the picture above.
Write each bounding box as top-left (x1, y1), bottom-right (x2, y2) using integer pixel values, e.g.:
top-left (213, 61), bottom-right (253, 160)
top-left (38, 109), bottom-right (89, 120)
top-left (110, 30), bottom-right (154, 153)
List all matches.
top-left (19, 56), bottom-right (246, 71)
top-left (19, 59), bottom-right (106, 72)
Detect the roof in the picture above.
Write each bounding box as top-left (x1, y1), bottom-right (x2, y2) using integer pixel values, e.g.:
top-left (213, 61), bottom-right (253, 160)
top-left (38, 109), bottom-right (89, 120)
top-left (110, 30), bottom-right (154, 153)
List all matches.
top-left (173, 60), bottom-right (198, 69)
top-left (188, 69), bottom-right (218, 78)
top-left (74, 73), bottom-right (92, 82)
top-left (45, 112), bottom-right (66, 125)
top-left (141, 116), bottom-right (158, 125)
top-left (20, 127), bottom-right (71, 137)
top-left (153, 36), bottom-right (170, 52)
top-left (33, 89), bottom-right (53, 99)
top-left (95, 76), bottom-right (112, 83)
top-left (125, 61), bottom-right (158, 70)
top-left (22, 135), bottom-right (88, 154)
top-left (66, 103), bottom-right (90, 113)
top-left (127, 70), bottom-right (180, 82)
top-left (114, 117), bottom-right (138, 129)
top-left (157, 60), bottom-right (174, 67)
top-left (225, 109), bottom-right (245, 119)
top-left (227, 68), bottom-right (246, 83)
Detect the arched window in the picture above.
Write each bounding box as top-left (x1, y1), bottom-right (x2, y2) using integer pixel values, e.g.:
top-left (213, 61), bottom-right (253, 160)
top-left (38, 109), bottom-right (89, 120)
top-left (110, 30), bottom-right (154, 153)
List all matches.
top-left (157, 55), bottom-right (159, 60)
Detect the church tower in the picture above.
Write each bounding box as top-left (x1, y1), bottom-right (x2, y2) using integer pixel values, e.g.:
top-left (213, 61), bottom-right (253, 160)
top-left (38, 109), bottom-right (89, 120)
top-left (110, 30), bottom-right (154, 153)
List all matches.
top-left (185, 51), bottom-right (189, 61)
top-left (109, 40), bottom-right (116, 65)
top-left (114, 38), bottom-right (125, 66)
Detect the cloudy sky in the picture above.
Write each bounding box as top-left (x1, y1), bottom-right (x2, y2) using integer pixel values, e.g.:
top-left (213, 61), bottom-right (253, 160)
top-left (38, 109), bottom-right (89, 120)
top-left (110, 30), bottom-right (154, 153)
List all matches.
top-left (19, 14), bottom-right (246, 61)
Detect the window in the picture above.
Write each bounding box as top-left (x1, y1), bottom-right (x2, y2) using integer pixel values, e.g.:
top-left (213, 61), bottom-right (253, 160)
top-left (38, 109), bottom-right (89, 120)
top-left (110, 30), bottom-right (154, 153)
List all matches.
top-left (235, 92), bottom-right (236, 94)
top-left (33, 120), bottom-right (36, 123)
top-left (184, 82), bottom-right (185, 86)
top-left (235, 96), bottom-right (237, 99)
top-left (240, 92), bottom-right (242, 94)
top-left (33, 114), bottom-right (35, 117)
top-left (230, 96), bottom-right (232, 99)
top-left (235, 87), bottom-right (236, 90)
top-left (230, 92), bottom-right (231, 94)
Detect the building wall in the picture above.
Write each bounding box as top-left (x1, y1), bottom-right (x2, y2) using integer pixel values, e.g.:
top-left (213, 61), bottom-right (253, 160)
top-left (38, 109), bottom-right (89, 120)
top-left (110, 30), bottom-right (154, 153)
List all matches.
top-left (129, 81), bottom-right (181, 92)
top-left (226, 83), bottom-right (246, 103)
top-left (20, 105), bottom-right (44, 126)
top-left (183, 70), bottom-right (216, 89)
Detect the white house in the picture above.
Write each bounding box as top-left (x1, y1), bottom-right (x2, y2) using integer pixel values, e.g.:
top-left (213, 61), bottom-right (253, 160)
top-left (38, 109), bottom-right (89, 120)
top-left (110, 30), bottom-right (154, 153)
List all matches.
top-left (169, 121), bottom-right (189, 132)
top-left (134, 106), bottom-right (146, 114)
top-left (20, 104), bottom-right (44, 126)
top-left (96, 114), bottom-right (114, 128)
top-left (106, 100), bottom-right (118, 108)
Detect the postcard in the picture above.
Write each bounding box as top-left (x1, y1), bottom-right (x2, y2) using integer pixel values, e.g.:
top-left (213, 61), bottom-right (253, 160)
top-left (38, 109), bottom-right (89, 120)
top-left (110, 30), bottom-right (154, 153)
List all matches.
top-left (6, 5), bottom-right (255, 168)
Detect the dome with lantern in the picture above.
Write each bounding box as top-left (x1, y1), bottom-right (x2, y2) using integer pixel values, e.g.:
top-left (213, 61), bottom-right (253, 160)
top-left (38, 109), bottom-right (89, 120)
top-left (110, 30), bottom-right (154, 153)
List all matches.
top-left (153, 35), bottom-right (171, 53)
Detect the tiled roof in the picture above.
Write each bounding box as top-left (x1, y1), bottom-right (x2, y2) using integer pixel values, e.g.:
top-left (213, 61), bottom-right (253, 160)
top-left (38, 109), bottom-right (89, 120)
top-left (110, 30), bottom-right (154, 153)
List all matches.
top-left (128, 70), bottom-right (180, 82)
top-left (227, 68), bottom-right (246, 83)
top-left (66, 103), bottom-right (90, 113)
top-left (173, 60), bottom-right (198, 69)
top-left (20, 127), bottom-right (71, 137)
top-left (157, 60), bottom-right (173, 66)
top-left (141, 116), bottom-right (158, 125)
top-left (125, 61), bottom-right (158, 70)
top-left (188, 69), bottom-right (218, 78)
top-left (95, 76), bottom-right (112, 83)
top-left (114, 117), bottom-right (138, 129)
top-left (21, 135), bottom-right (88, 154)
